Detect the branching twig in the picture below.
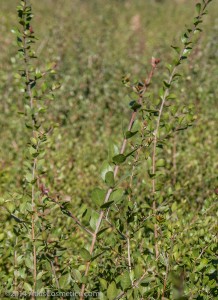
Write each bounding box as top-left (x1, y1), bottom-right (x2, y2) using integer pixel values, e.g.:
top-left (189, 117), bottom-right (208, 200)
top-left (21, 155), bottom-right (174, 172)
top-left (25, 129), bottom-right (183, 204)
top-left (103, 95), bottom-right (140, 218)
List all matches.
top-left (79, 60), bottom-right (159, 299)
top-left (48, 196), bottom-right (94, 237)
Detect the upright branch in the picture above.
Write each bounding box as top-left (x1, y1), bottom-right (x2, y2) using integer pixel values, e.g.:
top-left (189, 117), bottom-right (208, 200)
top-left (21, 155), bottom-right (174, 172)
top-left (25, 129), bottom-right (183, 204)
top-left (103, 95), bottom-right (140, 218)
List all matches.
top-left (15, 0), bottom-right (60, 296)
top-left (19, 0), bottom-right (37, 294)
top-left (80, 58), bottom-right (159, 299)
top-left (151, 0), bottom-right (212, 259)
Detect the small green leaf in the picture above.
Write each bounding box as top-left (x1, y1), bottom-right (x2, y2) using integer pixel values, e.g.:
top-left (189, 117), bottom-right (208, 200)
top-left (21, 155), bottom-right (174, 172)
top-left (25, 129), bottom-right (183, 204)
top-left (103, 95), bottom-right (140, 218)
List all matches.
top-left (35, 68), bottom-right (42, 79)
top-left (107, 281), bottom-right (118, 300)
top-left (125, 131), bottom-right (138, 139)
top-left (97, 227), bottom-right (109, 236)
top-left (196, 258), bottom-right (209, 272)
top-left (108, 142), bottom-right (119, 161)
top-left (0, 197), bottom-right (5, 206)
top-left (99, 278), bottom-right (108, 290)
top-left (30, 137), bottom-right (37, 146)
top-left (110, 189), bottom-right (124, 202)
top-left (59, 273), bottom-right (71, 289)
top-left (156, 159), bottom-right (165, 167)
top-left (173, 73), bottom-right (182, 80)
top-left (159, 87), bottom-right (164, 98)
top-left (100, 201), bottom-right (114, 209)
top-left (6, 202), bottom-right (15, 213)
top-left (0, 233), bottom-right (5, 241)
top-left (100, 161), bottom-right (113, 180)
top-left (36, 271), bottom-right (44, 280)
top-left (163, 81), bottom-right (171, 88)
top-left (89, 211), bottom-right (99, 230)
top-left (196, 3), bottom-right (201, 14)
top-left (194, 28), bottom-right (203, 34)
top-left (129, 100), bottom-right (141, 111)
top-left (143, 108), bottom-right (159, 114)
top-left (25, 173), bottom-right (34, 183)
top-left (14, 73), bottom-right (21, 79)
top-left (171, 45), bottom-right (180, 54)
top-left (121, 271), bottom-right (132, 290)
top-left (206, 265), bottom-right (216, 274)
top-left (134, 264), bottom-right (143, 279)
top-left (105, 171), bottom-right (115, 187)
top-left (181, 34), bottom-right (188, 44)
top-left (72, 269), bottom-right (82, 282)
top-left (113, 154), bottom-right (126, 165)
top-left (91, 188), bottom-right (106, 206)
top-left (24, 282), bottom-right (32, 292)
top-left (167, 93), bottom-right (176, 100)
top-left (80, 248), bottom-right (91, 261)
top-left (25, 257), bottom-right (33, 269)
top-left (183, 47), bottom-right (192, 55)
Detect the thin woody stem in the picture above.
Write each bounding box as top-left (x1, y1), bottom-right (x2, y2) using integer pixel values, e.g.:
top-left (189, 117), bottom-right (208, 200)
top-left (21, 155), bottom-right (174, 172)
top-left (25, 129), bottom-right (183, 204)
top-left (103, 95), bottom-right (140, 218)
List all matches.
top-left (49, 197), bottom-right (94, 236)
top-left (127, 233), bottom-right (132, 273)
top-left (22, 1), bottom-right (37, 296)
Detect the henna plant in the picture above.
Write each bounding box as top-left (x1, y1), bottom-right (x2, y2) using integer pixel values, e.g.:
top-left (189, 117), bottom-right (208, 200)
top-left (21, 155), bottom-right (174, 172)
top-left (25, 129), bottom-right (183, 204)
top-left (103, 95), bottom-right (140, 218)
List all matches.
top-left (7, 0), bottom-right (60, 296)
top-left (77, 1), bottom-right (213, 298)
top-left (1, 0), bottom-right (215, 299)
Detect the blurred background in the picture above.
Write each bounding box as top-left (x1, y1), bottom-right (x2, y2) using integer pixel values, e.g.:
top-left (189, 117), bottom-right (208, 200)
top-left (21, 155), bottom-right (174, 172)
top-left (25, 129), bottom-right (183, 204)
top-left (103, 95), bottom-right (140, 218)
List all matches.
top-left (0, 0), bottom-right (217, 204)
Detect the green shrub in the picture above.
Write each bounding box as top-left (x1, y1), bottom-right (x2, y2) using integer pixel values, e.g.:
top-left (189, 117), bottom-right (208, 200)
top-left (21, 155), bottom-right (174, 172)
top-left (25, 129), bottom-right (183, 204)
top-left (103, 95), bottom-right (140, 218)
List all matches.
top-left (0, 0), bottom-right (217, 299)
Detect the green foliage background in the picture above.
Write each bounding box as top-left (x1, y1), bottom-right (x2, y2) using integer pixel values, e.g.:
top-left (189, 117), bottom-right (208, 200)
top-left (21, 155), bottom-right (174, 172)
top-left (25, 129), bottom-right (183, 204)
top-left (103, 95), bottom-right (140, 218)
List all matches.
top-left (0, 0), bottom-right (217, 299)
top-left (1, 0), bottom-right (217, 200)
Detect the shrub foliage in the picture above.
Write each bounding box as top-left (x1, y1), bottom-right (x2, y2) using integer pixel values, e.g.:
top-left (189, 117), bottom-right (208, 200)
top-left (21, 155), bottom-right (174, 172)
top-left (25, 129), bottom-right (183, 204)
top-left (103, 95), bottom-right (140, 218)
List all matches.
top-left (0, 0), bottom-right (217, 299)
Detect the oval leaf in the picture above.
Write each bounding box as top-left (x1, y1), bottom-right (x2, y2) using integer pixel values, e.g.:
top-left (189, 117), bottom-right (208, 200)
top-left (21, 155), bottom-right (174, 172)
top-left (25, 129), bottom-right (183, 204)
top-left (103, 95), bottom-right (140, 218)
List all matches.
top-left (80, 248), bottom-right (91, 261)
top-left (105, 171), bottom-right (115, 187)
top-left (113, 154), bottom-right (126, 165)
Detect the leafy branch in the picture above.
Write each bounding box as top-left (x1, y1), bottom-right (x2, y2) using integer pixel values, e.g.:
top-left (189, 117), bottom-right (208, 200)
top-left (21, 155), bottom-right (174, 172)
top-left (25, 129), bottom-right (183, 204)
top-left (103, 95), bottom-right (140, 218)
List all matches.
top-left (79, 59), bottom-right (159, 299)
top-left (151, 0), bottom-right (212, 259)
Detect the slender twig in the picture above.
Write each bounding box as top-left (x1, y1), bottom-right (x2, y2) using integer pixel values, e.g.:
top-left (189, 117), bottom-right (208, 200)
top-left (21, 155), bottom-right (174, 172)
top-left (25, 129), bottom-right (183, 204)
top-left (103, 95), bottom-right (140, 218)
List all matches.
top-left (49, 196), bottom-right (94, 237)
top-left (79, 61), bottom-right (159, 299)
top-left (50, 260), bottom-right (60, 290)
top-left (127, 232), bottom-right (132, 273)
top-left (197, 245), bottom-right (208, 260)
top-left (126, 147), bottom-right (141, 278)
top-left (22, 1), bottom-right (37, 295)
top-left (102, 215), bottom-right (127, 239)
